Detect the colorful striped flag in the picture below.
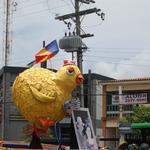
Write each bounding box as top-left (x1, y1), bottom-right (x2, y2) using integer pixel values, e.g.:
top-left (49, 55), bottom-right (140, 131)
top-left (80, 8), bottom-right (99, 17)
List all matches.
top-left (35, 40), bottom-right (59, 64)
top-left (27, 40), bottom-right (59, 67)
top-left (27, 60), bottom-right (36, 67)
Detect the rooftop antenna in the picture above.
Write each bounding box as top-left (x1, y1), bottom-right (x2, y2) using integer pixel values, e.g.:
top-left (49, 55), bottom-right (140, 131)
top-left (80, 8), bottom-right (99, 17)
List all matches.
top-left (3, 0), bottom-right (16, 66)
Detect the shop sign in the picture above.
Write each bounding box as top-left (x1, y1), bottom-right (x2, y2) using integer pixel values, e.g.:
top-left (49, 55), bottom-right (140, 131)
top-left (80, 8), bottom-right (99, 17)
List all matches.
top-left (112, 93), bottom-right (147, 105)
top-left (119, 122), bottom-right (132, 134)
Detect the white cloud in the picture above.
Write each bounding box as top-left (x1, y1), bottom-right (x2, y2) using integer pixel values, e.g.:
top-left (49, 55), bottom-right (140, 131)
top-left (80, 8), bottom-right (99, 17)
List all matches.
top-left (1, 0), bottom-right (150, 79)
top-left (88, 50), bottom-right (150, 79)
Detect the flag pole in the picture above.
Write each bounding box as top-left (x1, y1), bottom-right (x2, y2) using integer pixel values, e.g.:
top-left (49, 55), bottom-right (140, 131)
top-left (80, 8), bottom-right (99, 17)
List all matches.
top-left (41, 41), bottom-right (47, 68)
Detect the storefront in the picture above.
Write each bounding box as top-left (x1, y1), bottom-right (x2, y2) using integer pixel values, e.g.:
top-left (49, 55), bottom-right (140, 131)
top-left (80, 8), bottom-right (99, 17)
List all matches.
top-left (100, 77), bottom-right (150, 147)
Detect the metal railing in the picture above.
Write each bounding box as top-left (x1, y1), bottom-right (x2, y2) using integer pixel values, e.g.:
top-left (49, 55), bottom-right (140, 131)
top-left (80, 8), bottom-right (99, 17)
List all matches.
top-left (107, 105), bottom-right (133, 116)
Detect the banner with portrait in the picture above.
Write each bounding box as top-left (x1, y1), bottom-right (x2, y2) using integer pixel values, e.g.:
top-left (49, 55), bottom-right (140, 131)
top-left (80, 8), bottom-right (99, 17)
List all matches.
top-left (72, 108), bottom-right (98, 150)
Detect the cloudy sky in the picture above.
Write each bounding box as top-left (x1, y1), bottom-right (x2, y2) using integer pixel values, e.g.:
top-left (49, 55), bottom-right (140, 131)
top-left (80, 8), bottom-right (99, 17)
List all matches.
top-left (0, 0), bottom-right (150, 79)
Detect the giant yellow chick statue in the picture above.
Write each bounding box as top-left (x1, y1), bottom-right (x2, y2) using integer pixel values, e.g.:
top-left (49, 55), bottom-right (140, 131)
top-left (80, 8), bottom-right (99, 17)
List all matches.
top-left (12, 60), bottom-right (84, 132)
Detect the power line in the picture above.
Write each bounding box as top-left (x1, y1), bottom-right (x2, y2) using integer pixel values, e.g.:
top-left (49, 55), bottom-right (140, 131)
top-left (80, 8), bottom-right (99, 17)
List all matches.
top-left (84, 54), bottom-right (150, 62)
top-left (17, 0), bottom-right (66, 11)
top-left (15, 0), bottom-right (43, 5)
top-left (81, 21), bottom-right (104, 28)
top-left (88, 50), bottom-right (150, 54)
top-left (13, 5), bottom-right (68, 19)
top-left (84, 59), bottom-right (150, 67)
top-left (60, 0), bottom-right (74, 9)
top-left (89, 47), bottom-right (150, 50)
top-left (17, 0), bottom-right (45, 10)
top-left (14, 8), bottom-right (50, 18)
top-left (13, 0), bottom-right (70, 16)
top-left (84, 55), bottom-right (130, 60)
top-left (55, 0), bottom-right (104, 108)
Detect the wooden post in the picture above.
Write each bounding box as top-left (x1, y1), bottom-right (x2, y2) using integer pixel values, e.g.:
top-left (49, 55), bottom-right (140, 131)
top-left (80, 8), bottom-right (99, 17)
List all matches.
top-left (102, 85), bottom-right (107, 145)
top-left (41, 41), bottom-right (47, 68)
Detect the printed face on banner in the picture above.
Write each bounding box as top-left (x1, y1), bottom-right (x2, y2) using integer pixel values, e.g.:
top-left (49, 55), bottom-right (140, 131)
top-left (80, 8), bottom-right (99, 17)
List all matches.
top-left (72, 108), bottom-right (98, 150)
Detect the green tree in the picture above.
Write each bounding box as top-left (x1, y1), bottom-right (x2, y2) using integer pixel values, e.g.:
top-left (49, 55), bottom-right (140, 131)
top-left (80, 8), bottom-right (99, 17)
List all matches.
top-left (126, 105), bottom-right (150, 123)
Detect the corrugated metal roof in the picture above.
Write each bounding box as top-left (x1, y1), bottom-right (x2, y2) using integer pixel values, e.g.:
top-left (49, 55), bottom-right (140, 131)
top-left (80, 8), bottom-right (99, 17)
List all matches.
top-left (100, 77), bottom-right (150, 84)
top-left (84, 73), bottom-right (114, 80)
top-left (0, 66), bottom-right (57, 77)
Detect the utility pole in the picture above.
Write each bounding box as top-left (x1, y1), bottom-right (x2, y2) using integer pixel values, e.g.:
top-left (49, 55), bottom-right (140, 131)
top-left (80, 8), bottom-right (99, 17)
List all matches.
top-left (3, 0), bottom-right (14, 66)
top-left (75, 0), bottom-right (81, 71)
top-left (2, 0), bottom-right (17, 140)
top-left (55, 0), bottom-right (103, 106)
top-left (2, 0), bottom-right (11, 140)
top-left (3, 0), bottom-right (10, 66)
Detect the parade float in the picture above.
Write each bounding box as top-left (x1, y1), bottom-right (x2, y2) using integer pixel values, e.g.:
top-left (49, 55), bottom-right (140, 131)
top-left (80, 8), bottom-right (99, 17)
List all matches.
top-left (10, 59), bottom-right (84, 149)
top-left (0, 40), bottom-right (98, 150)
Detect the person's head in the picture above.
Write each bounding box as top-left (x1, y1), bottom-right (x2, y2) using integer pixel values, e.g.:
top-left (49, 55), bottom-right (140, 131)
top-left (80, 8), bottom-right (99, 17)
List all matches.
top-left (76, 116), bottom-right (82, 124)
top-left (139, 143), bottom-right (149, 150)
top-left (118, 141), bottom-right (128, 150)
top-left (131, 144), bottom-right (138, 150)
top-left (100, 147), bottom-right (109, 150)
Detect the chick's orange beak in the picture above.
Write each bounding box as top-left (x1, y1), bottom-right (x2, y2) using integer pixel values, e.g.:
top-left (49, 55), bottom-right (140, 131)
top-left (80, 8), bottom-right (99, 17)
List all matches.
top-left (76, 74), bottom-right (84, 85)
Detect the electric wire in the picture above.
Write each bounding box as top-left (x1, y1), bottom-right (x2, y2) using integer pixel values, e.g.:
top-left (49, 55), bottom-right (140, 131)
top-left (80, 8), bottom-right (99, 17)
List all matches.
top-left (84, 59), bottom-right (150, 67)
top-left (17, 0), bottom-right (46, 10)
top-left (46, 0), bottom-right (67, 16)
top-left (60, 0), bottom-right (74, 9)
top-left (10, 0), bottom-right (69, 19)
top-left (2, 0), bottom-right (150, 72)
top-left (83, 54), bottom-right (150, 62)
top-left (13, 5), bottom-right (69, 19)
top-left (82, 21), bottom-right (104, 28)
top-left (16, 0), bottom-right (67, 13)
top-left (70, 0), bottom-right (75, 8)
top-left (10, 55), bottom-right (150, 68)
top-left (87, 50), bottom-right (150, 54)
top-left (13, 7), bottom-right (50, 18)
top-left (89, 47), bottom-right (150, 50)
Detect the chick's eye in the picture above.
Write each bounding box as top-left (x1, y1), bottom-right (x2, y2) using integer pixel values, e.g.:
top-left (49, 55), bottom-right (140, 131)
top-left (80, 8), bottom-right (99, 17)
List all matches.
top-left (66, 67), bottom-right (75, 76)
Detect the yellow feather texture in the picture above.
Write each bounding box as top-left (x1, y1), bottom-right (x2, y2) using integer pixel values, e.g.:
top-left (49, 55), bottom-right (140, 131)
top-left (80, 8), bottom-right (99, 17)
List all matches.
top-left (12, 65), bottom-right (83, 128)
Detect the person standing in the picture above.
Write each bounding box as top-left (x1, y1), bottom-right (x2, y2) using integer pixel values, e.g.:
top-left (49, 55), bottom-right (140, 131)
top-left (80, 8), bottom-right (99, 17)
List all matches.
top-left (76, 116), bottom-right (87, 149)
top-left (117, 141), bottom-right (128, 150)
top-left (139, 143), bottom-right (150, 150)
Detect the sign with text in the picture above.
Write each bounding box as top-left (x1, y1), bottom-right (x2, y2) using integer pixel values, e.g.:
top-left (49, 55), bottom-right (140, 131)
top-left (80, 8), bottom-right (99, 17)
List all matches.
top-left (119, 122), bottom-right (132, 134)
top-left (112, 93), bottom-right (147, 105)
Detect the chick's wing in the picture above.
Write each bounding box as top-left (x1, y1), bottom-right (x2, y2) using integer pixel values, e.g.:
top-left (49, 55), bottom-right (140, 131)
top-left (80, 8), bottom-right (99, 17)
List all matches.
top-left (30, 85), bottom-right (57, 103)
top-left (28, 76), bottom-right (58, 103)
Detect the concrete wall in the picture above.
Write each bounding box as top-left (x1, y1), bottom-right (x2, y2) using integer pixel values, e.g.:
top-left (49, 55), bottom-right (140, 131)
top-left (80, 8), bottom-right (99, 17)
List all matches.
top-left (1, 70), bottom-right (29, 140)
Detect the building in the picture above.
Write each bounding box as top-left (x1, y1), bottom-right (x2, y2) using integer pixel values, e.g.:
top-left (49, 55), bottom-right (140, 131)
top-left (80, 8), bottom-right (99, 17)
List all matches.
top-left (0, 66), bottom-right (27, 140)
top-left (0, 66), bottom-right (113, 146)
top-left (100, 78), bottom-right (150, 147)
top-left (83, 70), bottom-right (114, 145)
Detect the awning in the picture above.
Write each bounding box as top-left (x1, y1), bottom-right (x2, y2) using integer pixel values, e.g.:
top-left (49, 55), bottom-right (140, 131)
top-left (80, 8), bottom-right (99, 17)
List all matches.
top-left (131, 123), bottom-right (150, 129)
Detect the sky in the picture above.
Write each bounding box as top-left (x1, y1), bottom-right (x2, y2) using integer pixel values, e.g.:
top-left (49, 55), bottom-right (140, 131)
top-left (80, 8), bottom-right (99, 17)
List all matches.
top-left (0, 0), bottom-right (150, 79)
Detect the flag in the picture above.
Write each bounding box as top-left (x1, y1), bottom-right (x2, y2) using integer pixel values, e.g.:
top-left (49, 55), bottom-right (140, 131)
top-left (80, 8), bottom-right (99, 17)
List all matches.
top-left (27, 60), bottom-right (36, 67)
top-left (35, 40), bottom-right (59, 64)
